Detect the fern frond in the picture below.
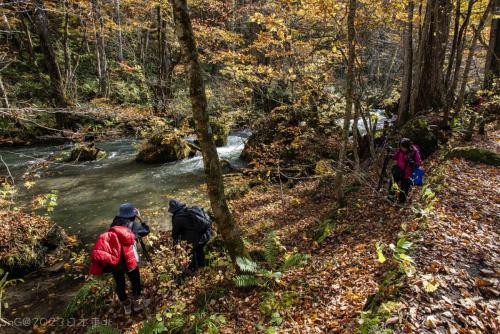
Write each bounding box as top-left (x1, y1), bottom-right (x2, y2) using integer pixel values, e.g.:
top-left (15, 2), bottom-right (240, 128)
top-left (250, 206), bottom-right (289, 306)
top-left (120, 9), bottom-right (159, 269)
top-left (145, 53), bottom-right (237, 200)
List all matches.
top-left (233, 274), bottom-right (260, 287)
top-left (138, 318), bottom-right (166, 334)
top-left (236, 256), bottom-right (259, 273)
top-left (279, 253), bottom-right (309, 272)
top-left (85, 324), bottom-right (120, 334)
top-left (264, 231), bottom-right (281, 267)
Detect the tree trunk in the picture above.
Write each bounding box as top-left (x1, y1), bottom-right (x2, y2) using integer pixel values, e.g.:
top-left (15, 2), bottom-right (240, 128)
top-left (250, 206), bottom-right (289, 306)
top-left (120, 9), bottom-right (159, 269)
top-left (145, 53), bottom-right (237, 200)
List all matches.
top-left (352, 99), bottom-right (360, 171)
top-left (33, 0), bottom-right (67, 127)
top-left (398, 0), bottom-right (414, 125)
top-left (115, 0), bottom-right (124, 62)
top-left (457, 0), bottom-right (493, 111)
top-left (19, 14), bottom-right (37, 67)
top-left (92, 0), bottom-right (109, 98)
top-left (484, 0), bottom-right (500, 88)
top-left (63, 0), bottom-right (71, 90)
top-left (170, 0), bottom-right (246, 262)
top-left (411, 0), bottom-right (452, 114)
top-left (445, 0), bottom-right (461, 89)
top-left (0, 75), bottom-right (10, 109)
top-left (443, 0), bottom-right (475, 123)
top-left (334, 0), bottom-right (356, 206)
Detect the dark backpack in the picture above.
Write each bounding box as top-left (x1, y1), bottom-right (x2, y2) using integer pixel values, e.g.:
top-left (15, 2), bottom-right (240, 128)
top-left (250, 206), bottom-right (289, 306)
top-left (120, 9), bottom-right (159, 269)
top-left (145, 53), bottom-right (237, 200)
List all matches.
top-left (186, 206), bottom-right (213, 234)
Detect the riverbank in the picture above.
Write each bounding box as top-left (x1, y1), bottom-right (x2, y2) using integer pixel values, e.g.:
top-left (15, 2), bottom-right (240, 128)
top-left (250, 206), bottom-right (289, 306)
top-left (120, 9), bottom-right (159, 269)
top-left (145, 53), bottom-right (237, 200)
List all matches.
top-left (17, 126), bottom-right (490, 333)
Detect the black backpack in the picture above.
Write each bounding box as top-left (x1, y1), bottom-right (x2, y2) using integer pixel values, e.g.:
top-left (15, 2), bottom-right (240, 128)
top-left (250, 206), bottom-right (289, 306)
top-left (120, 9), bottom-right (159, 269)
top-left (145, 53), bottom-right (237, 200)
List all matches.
top-left (186, 206), bottom-right (213, 234)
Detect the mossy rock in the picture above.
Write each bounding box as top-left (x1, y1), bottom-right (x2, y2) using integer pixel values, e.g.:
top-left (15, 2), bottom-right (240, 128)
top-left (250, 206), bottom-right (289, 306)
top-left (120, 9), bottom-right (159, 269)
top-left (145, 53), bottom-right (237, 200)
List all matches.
top-left (314, 159), bottom-right (335, 175)
top-left (182, 116), bottom-right (229, 147)
top-left (67, 144), bottom-right (106, 162)
top-left (136, 133), bottom-right (195, 163)
top-left (210, 117), bottom-right (230, 147)
top-left (400, 118), bottom-right (438, 159)
top-left (445, 147), bottom-right (500, 166)
top-left (41, 225), bottom-right (66, 251)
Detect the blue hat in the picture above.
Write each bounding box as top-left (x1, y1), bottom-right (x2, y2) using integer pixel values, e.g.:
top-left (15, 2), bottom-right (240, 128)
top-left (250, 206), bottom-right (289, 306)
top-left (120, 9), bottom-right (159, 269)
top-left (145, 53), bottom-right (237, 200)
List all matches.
top-left (118, 203), bottom-right (136, 219)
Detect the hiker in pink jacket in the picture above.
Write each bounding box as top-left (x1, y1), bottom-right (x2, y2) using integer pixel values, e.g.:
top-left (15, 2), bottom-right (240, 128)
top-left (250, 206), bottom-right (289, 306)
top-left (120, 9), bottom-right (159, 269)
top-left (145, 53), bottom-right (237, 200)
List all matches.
top-left (389, 138), bottom-right (422, 203)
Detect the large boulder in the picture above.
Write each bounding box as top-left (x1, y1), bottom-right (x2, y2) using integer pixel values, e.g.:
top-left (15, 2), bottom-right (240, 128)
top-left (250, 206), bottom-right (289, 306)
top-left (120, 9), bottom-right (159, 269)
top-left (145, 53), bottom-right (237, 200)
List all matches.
top-left (67, 144), bottom-right (106, 162)
top-left (400, 118), bottom-right (438, 159)
top-left (136, 132), bottom-right (195, 163)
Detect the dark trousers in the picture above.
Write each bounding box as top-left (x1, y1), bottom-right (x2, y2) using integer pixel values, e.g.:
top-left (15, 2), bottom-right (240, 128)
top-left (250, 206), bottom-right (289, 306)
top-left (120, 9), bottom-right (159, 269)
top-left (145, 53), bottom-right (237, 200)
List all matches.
top-left (111, 267), bottom-right (141, 302)
top-left (390, 165), bottom-right (412, 203)
top-left (189, 244), bottom-right (206, 271)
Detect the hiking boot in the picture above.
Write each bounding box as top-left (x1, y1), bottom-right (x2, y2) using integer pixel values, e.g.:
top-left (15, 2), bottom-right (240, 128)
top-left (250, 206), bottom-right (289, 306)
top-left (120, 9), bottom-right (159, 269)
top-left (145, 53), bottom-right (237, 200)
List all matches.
top-left (132, 296), bottom-right (151, 313)
top-left (121, 300), bottom-right (132, 316)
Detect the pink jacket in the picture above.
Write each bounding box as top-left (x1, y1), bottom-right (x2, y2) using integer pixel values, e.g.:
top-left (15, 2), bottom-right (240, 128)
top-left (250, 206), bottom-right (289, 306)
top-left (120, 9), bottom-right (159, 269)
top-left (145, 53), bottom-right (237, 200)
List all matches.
top-left (393, 145), bottom-right (422, 179)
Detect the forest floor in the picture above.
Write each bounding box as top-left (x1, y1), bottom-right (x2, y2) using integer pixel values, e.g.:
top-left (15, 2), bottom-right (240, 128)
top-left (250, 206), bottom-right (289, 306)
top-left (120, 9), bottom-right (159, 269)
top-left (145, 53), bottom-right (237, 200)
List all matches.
top-left (125, 127), bottom-right (498, 334)
top-left (2, 127), bottom-right (498, 334)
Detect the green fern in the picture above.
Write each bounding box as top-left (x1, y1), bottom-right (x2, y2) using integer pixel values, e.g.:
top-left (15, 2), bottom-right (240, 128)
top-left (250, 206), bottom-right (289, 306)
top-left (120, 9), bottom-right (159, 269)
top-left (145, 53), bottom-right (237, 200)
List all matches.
top-left (138, 318), bottom-right (166, 334)
top-left (85, 324), bottom-right (120, 334)
top-left (63, 277), bottom-right (111, 318)
top-left (234, 274), bottom-right (260, 287)
top-left (279, 253), bottom-right (309, 271)
top-left (235, 256), bottom-right (258, 273)
top-left (264, 231), bottom-right (281, 267)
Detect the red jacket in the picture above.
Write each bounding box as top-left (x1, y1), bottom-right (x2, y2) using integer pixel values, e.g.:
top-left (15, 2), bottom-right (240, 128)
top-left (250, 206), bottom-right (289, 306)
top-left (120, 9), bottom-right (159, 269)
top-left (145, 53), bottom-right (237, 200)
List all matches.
top-left (393, 145), bottom-right (422, 179)
top-left (89, 226), bottom-right (138, 276)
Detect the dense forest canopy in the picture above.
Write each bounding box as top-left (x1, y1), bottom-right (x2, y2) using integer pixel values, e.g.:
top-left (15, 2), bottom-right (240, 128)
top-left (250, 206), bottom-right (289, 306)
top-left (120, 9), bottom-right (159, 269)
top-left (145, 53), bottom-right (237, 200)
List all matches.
top-left (0, 0), bottom-right (499, 333)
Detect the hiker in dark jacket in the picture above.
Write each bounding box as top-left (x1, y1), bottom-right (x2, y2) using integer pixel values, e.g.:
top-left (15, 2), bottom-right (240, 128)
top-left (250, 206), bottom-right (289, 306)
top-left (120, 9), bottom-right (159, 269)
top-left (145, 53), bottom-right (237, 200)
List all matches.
top-left (90, 203), bottom-right (150, 315)
top-left (168, 199), bottom-right (212, 271)
top-left (389, 138), bottom-right (423, 203)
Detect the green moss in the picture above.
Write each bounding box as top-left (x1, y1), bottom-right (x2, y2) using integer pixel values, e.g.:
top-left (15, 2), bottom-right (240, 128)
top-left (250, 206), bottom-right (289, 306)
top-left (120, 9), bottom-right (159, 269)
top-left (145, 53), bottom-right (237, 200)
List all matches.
top-left (136, 132), bottom-right (195, 163)
top-left (67, 144), bottom-right (105, 162)
top-left (445, 147), bottom-right (500, 166)
top-left (209, 117), bottom-right (230, 147)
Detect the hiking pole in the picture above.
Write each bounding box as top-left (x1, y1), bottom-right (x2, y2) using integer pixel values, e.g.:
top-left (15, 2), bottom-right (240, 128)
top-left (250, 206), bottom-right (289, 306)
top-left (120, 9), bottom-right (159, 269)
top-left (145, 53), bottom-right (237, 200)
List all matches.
top-left (139, 237), bottom-right (153, 264)
top-left (135, 215), bottom-right (159, 276)
top-left (377, 147), bottom-right (391, 191)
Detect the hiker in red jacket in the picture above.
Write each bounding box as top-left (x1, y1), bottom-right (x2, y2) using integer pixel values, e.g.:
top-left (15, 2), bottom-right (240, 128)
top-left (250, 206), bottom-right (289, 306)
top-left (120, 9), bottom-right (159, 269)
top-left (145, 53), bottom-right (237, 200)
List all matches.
top-left (89, 203), bottom-right (150, 314)
top-left (389, 138), bottom-right (422, 203)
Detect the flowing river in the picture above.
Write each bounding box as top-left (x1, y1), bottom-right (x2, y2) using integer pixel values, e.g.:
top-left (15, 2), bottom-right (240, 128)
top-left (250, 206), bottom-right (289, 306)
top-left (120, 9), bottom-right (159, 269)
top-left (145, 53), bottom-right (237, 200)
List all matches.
top-left (0, 132), bottom-right (249, 245)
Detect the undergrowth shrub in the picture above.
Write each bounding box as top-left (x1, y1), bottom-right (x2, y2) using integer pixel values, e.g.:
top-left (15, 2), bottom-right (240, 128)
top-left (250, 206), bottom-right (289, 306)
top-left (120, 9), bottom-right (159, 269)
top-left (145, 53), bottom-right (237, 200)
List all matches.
top-left (63, 277), bottom-right (112, 318)
top-left (234, 231), bottom-right (309, 288)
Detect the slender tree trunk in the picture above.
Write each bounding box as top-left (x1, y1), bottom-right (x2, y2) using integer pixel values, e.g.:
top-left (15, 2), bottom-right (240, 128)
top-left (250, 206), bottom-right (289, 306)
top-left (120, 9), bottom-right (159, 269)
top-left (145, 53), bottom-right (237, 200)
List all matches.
top-left (170, 0), bottom-right (245, 262)
top-left (445, 0), bottom-right (461, 89)
top-left (19, 14), bottom-right (37, 67)
top-left (484, 0), bottom-right (500, 88)
top-left (352, 99), bottom-right (360, 171)
top-left (457, 0), bottom-right (493, 110)
top-left (0, 75), bottom-right (9, 109)
top-left (335, 0), bottom-right (356, 206)
top-left (398, 0), bottom-right (414, 125)
top-left (92, 0), bottom-right (109, 98)
top-left (443, 0), bottom-right (475, 123)
top-left (115, 0), bottom-right (124, 62)
top-left (63, 0), bottom-right (71, 90)
top-left (33, 0), bottom-right (67, 127)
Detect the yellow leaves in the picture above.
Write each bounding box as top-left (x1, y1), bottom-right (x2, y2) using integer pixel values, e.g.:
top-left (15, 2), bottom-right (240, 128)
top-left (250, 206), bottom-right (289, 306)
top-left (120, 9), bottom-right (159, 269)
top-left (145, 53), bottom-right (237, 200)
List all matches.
top-left (421, 274), bottom-right (440, 293)
top-left (24, 181), bottom-right (35, 189)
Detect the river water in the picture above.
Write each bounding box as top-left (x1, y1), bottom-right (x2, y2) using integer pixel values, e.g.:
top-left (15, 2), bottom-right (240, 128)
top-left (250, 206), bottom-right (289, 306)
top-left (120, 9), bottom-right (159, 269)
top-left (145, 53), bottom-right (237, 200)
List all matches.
top-left (0, 133), bottom-right (249, 244)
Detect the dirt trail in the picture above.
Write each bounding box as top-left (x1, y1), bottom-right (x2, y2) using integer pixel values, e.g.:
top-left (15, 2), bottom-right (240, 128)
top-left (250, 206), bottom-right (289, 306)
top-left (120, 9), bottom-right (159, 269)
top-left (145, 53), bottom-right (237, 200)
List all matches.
top-left (395, 131), bottom-right (500, 333)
